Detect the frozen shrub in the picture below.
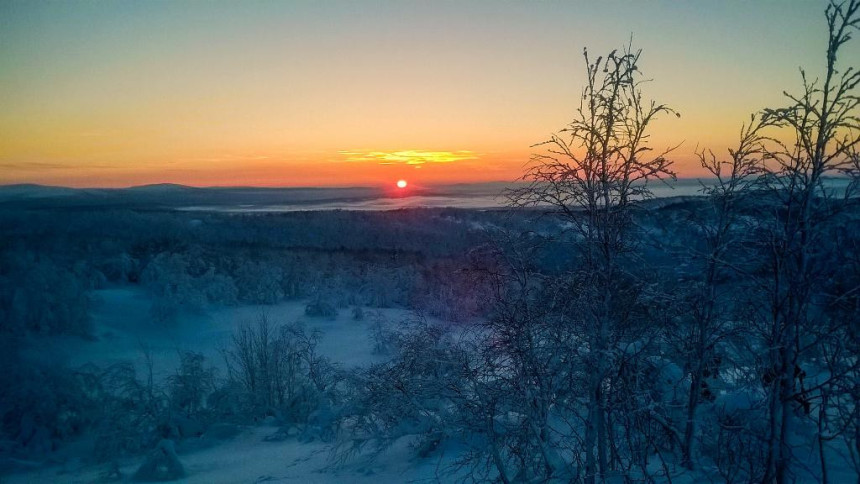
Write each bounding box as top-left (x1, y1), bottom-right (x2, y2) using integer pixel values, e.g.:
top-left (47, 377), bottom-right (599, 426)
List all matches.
top-left (141, 252), bottom-right (238, 311)
top-left (0, 340), bottom-right (97, 458)
top-left (337, 319), bottom-right (468, 462)
top-left (305, 299), bottom-right (337, 319)
top-left (221, 316), bottom-right (342, 428)
top-left (98, 252), bottom-right (138, 283)
top-left (132, 439), bottom-right (185, 481)
top-left (141, 253), bottom-right (197, 306)
top-left (90, 362), bottom-right (165, 462)
top-left (0, 252), bottom-right (92, 336)
top-left (368, 311), bottom-right (395, 355)
top-left (235, 261), bottom-right (284, 304)
top-left (168, 352), bottom-right (217, 419)
top-left (206, 380), bottom-right (247, 420)
top-left (707, 396), bottom-right (768, 483)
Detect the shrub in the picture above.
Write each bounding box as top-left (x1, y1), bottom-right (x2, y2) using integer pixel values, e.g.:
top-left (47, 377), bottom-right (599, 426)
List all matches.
top-left (305, 299), bottom-right (337, 319)
top-left (168, 352), bottom-right (217, 419)
top-left (221, 316), bottom-right (342, 429)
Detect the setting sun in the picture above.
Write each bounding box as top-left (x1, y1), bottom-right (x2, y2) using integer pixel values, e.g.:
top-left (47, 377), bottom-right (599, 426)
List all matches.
top-left (396, 180), bottom-right (408, 188)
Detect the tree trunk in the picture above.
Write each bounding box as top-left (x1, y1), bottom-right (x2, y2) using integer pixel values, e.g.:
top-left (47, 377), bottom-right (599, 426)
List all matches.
top-left (764, 344), bottom-right (783, 483)
top-left (681, 363), bottom-right (702, 469)
top-left (585, 385), bottom-right (598, 484)
top-left (818, 392), bottom-right (829, 484)
top-left (776, 323), bottom-right (797, 484)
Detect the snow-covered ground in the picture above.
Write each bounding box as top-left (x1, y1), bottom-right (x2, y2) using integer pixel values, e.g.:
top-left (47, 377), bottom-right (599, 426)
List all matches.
top-left (7, 287), bottom-right (858, 483)
top-left (6, 424), bottom-right (456, 484)
top-left (6, 287), bottom-right (452, 483)
top-left (37, 287), bottom-right (415, 378)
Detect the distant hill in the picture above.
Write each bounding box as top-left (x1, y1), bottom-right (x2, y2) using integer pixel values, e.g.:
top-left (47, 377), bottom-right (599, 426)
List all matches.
top-left (0, 183), bottom-right (391, 209)
top-left (123, 183), bottom-right (200, 193)
top-left (0, 179), bottom-right (776, 211)
top-left (0, 184), bottom-right (79, 200)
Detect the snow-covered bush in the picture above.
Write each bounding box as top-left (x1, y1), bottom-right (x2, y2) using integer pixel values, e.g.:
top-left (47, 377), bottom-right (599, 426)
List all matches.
top-left (221, 316), bottom-right (342, 431)
top-left (90, 361), bottom-right (167, 462)
top-left (235, 260), bottom-right (285, 304)
top-left (0, 340), bottom-right (96, 458)
top-left (141, 252), bottom-right (238, 316)
top-left (168, 351), bottom-right (217, 419)
top-left (336, 318), bottom-right (470, 465)
top-left (0, 252), bottom-right (92, 336)
top-left (706, 392), bottom-right (769, 482)
top-left (304, 299), bottom-right (338, 319)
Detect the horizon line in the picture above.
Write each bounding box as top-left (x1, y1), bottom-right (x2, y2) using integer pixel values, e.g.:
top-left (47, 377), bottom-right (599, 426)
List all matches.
top-left (0, 177), bottom-right (734, 191)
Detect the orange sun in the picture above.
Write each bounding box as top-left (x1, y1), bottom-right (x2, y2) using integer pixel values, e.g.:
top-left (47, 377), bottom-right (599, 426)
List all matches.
top-left (396, 179), bottom-right (407, 188)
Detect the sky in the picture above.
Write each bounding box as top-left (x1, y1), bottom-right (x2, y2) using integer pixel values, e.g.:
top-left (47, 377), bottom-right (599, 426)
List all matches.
top-left (0, 0), bottom-right (854, 188)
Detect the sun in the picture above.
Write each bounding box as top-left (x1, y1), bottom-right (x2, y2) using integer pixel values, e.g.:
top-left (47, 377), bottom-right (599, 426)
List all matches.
top-left (396, 179), bottom-right (407, 188)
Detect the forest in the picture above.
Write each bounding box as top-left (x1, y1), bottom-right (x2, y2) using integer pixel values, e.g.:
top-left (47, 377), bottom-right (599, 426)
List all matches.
top-left (2, 1), bottom-right (859, 483)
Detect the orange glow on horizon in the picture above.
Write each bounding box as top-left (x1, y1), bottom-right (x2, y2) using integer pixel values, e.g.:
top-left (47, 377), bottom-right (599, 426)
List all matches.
top-left (0, 2), bottom-right (832, 189)
top-left (0, 147), bottom-right (718, 189)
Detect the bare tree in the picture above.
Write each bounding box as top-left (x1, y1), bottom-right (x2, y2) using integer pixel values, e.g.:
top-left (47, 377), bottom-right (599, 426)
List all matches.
top-left (509, 41), bottom-right (679, 483)
top-left (753, 1), bottom-right (860, 481)
top-left (673, 118), bottom-right (764, 469)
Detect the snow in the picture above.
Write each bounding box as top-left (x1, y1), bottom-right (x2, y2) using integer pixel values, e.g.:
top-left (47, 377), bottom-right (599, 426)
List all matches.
top-left (51, 288), bottom-right (405, 379)
top-left (5, 287), bottom-right (446, 483)
top-left (4, 424), bottom-right (456, 483)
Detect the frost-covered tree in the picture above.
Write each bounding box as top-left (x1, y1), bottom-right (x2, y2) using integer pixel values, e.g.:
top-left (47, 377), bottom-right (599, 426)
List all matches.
top-left (0, 251), bottom-right (92, 335)
top-left (509, 41), bottom-right (678, 482)
top-left (168, 351), bottom-right (217, 418)
top-left (667, 119), bottom-right (765, 469)
top-left (750, 1), bottom-right (860, 481)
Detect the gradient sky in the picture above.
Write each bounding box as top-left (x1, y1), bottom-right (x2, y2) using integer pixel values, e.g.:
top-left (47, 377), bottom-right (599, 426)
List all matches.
top-left (1, 0), bottom-right (854, 188)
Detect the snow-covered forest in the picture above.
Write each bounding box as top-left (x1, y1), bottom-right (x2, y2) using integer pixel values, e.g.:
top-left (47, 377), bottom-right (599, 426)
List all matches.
top-left (2, 1), bottom-right (860, 483)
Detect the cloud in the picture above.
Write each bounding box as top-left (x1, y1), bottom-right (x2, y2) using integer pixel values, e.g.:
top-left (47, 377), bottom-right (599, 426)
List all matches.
top-left (338, 150), bottom-right (478, 165)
